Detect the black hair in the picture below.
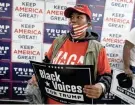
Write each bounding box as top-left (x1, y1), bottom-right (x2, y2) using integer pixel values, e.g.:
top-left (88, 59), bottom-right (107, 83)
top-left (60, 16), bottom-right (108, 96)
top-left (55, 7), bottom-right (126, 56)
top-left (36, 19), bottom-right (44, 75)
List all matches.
top-left (86, 15), bottom-right (91, 23)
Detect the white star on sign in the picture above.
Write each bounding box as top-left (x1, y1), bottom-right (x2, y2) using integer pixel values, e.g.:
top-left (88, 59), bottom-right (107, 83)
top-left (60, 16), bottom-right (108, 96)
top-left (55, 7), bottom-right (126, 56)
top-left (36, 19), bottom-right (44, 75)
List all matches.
top-left (3, 71), bottom-right (6, 74)
top-left (4, 8), bottom-right (7, 10)
top-left (4, 30), bottom-right (7, 32)
top-left (45, 81), bottom-right (50, 87)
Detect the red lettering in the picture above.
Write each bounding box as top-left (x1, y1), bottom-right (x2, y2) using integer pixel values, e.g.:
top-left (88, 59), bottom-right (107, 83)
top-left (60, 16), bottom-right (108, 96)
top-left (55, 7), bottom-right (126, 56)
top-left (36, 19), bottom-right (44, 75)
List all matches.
top-left (15, 7), bottom-right (43, 13)
top-left (106, 17), bottom-right (130, 24)
top-left (14, 50), bottom-right (40, 55)
top-left (103, 38), bottom-right (124, 44)
top-left (14, 29), bottom-right (41, 35)
top-left (108, 58), bottom-right (123, 63)
top-left (46, 10), bottom-right (64, 15)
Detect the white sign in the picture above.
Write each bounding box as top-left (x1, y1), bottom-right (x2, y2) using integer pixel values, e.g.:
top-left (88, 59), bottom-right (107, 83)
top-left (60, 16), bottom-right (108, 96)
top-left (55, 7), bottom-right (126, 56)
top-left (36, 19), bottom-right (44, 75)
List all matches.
top-left (100, 29), bottom-right (127, 69)
top-left (42, 43), bottom-right (51, 59)
top-left (13, 0), bottom-right (44, 22)
top-left (44, 0), bottom-right (76, 25)
top-left (12, 21), bottom-right (43, 42)
top-left (111, 68), bottom-right (135, 104)
top-left (102, 10), bottom-right (132, 31)
top-left (101, 29), bottom-right (126, 46)
top-left (105, 0), bottom-right (135, 12)
top-left (107, 51), bottom-right (123, 69)
top-left (12, 41), bottom-right (42, 63)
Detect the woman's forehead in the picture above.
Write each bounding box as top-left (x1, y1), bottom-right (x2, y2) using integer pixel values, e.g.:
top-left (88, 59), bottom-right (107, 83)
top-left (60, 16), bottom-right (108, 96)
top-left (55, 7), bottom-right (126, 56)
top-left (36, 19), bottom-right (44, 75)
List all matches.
top-left (71, 12), bottom-right (86, 16)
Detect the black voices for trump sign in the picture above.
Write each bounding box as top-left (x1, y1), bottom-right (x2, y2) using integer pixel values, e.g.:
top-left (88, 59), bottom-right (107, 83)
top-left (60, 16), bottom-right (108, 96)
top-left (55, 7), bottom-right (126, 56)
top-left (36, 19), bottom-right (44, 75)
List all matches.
top-left (30, 61), bottom-right (95, 104)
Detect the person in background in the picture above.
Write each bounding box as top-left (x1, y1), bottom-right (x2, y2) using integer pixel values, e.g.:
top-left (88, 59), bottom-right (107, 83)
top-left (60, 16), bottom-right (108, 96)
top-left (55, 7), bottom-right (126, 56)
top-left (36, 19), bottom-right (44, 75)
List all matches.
top-left (123, 28), bottom-right (135, 78)
top-left (26, 4), bottom-right (112, 104)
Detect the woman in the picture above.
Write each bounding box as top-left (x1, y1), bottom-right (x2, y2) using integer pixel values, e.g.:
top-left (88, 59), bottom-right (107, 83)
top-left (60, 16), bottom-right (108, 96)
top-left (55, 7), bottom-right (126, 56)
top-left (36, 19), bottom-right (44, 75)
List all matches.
top-left (26, 4), bottom-right (112, 104)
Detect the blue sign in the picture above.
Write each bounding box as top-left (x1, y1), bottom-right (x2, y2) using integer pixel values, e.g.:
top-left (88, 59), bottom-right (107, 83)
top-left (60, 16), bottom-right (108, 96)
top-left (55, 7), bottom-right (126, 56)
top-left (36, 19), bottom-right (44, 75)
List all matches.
top-left (0, 19), bottom-right (11, 39)
top-left (77, 0), bottom-right (106, 7)
top-left (44, 23), bottom-right (69, 43)
top-left (0, 40), bottom-right (11, 60)
top-left (92, 27), bottom-right (102, 42)
top-left (12, 82), bottom-right (27, 100)
top-left (0, 61), bottom-right (10, 79)
top-left (0, 82), bottom-right (10, 98)
top-left (77, 0), bottom-right (105, 27)
top-left (90, 7), bottom-right (104, 27)
top-left (131, 12), bottom-right (135, 29)
top-left (0, 0), bottom-right (12, 17)
top-left (12, 63), bottom-right (33, 81)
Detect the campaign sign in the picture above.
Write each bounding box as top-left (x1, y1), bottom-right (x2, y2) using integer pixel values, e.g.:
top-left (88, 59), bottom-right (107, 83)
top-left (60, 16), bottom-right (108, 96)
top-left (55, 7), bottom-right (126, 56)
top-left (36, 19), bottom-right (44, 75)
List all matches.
top-left (91, 7), bottom-right (104, 27)
top-left (0, 19), bottom-right (11, 39)
top-left (100, 29), bottom-right (125, 50)
top-left (44, 23), bottom-right (69, 43)
top-left (108, 53), bottom-right (124, 70)
top-left (102, 10), bottom-right (132, 31)
top-left (100, 29), bottom-right (126, 69)
top-left (13, 0), bottom-right (44, 22)
top-left (101, 29), bottom-right (126, 45)
top-left (0, 40), bottom-right (11, 60)
top-left (42, 43), bottom-right (51, 59)
top-left (105, 0), bottom-right (134, 12)
top-left (12, 63), bottom-right (33, 81)
top-left (0, 0), bottom-right (12, 17)
top-left (12, 42), bottom-right (42, 63)
top-left (12, 21), bottom-right (43, 42)
top-left (30, 61), bottom-right (94, 104)
top-left (111, 68), bottom-right (135, 104)
top-left (0, 82), bottom-right (10, 98)
top-left (12, 82), bottom-right (27, 100)
top-left (44, 0), bottom-right (76, 25)
top-left (74, 0), bottom-right (105, 27)
top-left (0, 61), bottom-right (10, 79)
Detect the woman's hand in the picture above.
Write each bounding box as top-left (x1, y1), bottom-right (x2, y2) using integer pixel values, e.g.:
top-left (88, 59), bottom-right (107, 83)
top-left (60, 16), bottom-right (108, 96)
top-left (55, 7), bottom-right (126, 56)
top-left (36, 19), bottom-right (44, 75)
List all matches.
top-left (124, 68), bottom-right (133, 78)
top-left (83, 83), bottom-right (103, 99)
top-left (28, 75), bottom-right (38, 86)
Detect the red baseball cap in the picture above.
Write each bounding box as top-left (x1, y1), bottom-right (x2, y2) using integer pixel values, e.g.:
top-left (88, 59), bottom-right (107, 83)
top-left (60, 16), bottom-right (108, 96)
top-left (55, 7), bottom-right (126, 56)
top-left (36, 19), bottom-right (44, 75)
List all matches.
top-left (64, 4), bottom-right (92, 20)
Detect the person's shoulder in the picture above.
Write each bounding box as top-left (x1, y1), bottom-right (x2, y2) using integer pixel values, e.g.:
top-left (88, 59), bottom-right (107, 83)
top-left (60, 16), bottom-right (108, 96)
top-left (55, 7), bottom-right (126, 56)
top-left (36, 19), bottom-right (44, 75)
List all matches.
top-left (53, 34), bottom-right (69, 45)
top-left (92, 40), bottom-right (100, 44)
top-left (90, 40), bottom-right (104, 50)
top-left (91, 40), bottom-right (103, 46)
top-left (55, 34), bottom-right (67, 40)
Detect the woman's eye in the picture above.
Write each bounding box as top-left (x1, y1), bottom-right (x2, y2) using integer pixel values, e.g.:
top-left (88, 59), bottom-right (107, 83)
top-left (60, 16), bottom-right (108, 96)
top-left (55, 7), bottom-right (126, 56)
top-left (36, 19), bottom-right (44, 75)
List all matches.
top-left (71, 16), bottom-right (74, 19)
top-left (77, 16), bottom-right (82, 19)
